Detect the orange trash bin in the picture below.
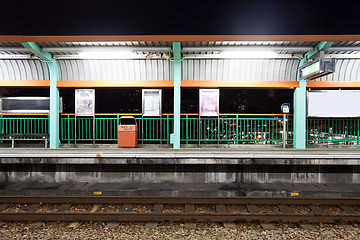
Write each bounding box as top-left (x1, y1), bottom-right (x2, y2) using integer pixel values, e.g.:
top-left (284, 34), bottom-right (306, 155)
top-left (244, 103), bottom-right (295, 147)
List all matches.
top-left (118, 116), bottom-right (138, 148)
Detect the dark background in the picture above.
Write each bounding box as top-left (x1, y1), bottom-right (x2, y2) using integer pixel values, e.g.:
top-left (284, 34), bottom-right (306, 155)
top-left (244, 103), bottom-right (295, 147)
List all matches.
top-left (1, 0), bottom-right (354, 114)
top-left (0, 88), bottom-right (293, 114)
top-left (1, 0), bottom-right (359, 35)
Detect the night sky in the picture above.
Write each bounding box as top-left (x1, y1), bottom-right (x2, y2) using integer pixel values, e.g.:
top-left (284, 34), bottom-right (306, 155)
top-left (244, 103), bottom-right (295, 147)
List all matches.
top-left (1, 0), bottom-right (360, 35)
top-left (0, 1), bottom-right (357, 114)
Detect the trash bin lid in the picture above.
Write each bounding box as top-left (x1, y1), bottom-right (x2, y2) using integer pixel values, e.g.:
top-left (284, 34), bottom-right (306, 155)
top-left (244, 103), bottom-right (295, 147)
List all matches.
top-left (120, 116), bottom-right (135, 119)
top-left (120, 116), bottom-right (137, 125)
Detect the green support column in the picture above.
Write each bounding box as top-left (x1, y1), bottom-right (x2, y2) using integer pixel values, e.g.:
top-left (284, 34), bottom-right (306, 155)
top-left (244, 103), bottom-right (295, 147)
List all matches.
top-left (293, 66), bottom-right (307, 149)
top-left (22, 42), bottom-right (60, 148)
top-left (47, 60), bottom-right (60, 148)
top-left (173, 42), bottom-right (181, 149)
top-left (293, 41), bottom-right (334, 149)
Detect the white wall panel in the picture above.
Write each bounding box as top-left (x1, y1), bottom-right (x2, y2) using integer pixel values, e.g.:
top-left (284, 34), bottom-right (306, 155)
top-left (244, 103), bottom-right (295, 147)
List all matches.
top-left (2, 59), bottom-right (360, 83)
top-left (182, 59), bottom-right (300, 81)
top-left (0, 60), bottom-right (48, 80)
top-left (57, 60), bottom-right (172, 81)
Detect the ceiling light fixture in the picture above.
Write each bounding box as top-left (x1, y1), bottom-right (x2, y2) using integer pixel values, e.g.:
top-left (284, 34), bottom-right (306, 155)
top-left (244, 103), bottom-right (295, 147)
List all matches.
top-left (77, 51), bottom-right (139, 59)
top-left (162, 52), bottom-right (171, 60)
top-left (145, 53), bottom-right (153, 60)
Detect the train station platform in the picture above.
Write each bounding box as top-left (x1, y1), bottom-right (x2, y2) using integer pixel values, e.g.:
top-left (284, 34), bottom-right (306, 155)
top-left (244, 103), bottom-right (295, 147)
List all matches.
top-left (1, 145), bottom-right (360, 199)
top-left (1, 144), bottom-right (360, 165)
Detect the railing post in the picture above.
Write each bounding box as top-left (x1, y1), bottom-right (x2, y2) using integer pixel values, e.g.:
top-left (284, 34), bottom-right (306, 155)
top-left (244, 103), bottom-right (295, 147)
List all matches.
top-left (357, 119), bottom-right (359, 146)
top-left (166, 115), bottom-right (170, 144)
top-left (116, 114), bottom-right (120, 142)
top-left (236, 115), bottom-right (239, 144)
top-left (65, 115), bottom-right (69, 144)
top-left (185, 115), bottom-right (189, 145)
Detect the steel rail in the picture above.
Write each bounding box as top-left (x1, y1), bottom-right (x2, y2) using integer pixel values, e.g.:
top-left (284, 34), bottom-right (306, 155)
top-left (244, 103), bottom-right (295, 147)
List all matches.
top-left (0, 212), bottom-right (359, 223)
top-left (0, 197), bottom-right (359, 205)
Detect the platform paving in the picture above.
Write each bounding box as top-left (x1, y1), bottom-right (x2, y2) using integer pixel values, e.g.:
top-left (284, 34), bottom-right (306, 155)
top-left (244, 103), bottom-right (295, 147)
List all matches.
top-left (1, 145), bottom-right (360, 165)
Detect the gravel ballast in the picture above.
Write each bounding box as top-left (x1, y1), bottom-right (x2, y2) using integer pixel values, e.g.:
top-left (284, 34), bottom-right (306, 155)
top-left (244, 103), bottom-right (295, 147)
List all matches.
top-left (1, 222), bottom-right (359, 239)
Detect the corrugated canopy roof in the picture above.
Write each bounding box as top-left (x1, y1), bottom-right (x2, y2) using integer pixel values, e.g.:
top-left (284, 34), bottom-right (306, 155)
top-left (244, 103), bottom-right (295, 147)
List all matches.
top-left (1, 38), bottom-right (360, 58)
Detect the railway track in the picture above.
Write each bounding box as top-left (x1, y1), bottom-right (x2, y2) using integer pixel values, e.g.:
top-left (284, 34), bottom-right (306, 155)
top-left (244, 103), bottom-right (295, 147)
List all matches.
top-left (0, 197), bottom-right (359, 225)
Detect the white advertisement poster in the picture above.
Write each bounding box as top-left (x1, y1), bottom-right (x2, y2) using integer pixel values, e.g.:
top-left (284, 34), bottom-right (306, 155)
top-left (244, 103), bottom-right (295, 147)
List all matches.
top-left (307, 90), bottom-right (360, 117)
top-left (199, 89), bottom-right (219, 117)
top-left (75, 89), bottom-right (95, 116)
top-left (142, 89), bottom-right (162, 117)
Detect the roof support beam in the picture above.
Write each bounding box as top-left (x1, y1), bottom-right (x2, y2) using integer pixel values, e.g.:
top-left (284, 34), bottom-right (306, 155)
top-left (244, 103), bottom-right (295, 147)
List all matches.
top-left (21, 42), bottom-right (53, 62)
top-left (21, 42), bottom-right (60, 149)
top-left (293, 41), bottom-right (334, 149)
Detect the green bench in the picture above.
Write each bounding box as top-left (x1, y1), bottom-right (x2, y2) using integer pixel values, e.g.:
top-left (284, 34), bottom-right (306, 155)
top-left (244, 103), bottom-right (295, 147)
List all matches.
top-left (0, 133), bottom-right (49, 148)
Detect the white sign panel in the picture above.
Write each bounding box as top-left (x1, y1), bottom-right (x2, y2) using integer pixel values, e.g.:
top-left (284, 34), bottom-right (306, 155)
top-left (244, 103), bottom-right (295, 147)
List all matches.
top-left (142, 89), bottom-right (162, 117)
top-left (307, 90), bottom-right (360, 117)
top-left (75, 89), bottom-right (95, 116)
top-left (199, 89), bottom-right (219, 117)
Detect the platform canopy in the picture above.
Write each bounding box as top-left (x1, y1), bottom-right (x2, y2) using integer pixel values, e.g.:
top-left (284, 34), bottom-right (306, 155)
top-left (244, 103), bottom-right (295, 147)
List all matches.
top-left (1, 35), bottom-right (360, 60)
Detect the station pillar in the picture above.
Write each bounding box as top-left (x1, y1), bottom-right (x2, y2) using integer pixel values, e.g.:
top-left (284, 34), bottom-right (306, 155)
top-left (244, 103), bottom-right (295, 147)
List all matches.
top-left (47, 61), bottom-right (60, 148)
top-left (173, 42), bottom-right (181, 149)
top-left (293, 79), bottom-right (307, 149)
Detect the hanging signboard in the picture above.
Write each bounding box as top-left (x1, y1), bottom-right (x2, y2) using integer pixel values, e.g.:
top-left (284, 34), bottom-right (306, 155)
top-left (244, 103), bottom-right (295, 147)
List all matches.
top-left (142, 89), bottom-right (162, 117)
top-left (199, 89), bottom-right (219, 117)
top-left (299, 58), bottom-right (335, 80)
top-left (75, 89), bottom-right (95, 116)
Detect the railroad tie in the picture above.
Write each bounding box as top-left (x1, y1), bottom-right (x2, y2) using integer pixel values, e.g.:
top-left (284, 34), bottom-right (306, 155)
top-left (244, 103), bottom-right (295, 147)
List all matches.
top-left (68, 204), bottom-right (101, 229)
top-left (261, 223), bottom-right (276, 230)
top-left (63, 204), bottom-right (78, 229)
top-left (216, 205), bottom-right (236, 229)
top-left (29, 222), bottom-right (44, 229)
top-left (340, 205), bottom-right (359, 215)
top-left (299, 224), bottom-right (315, 230)
top-left (215, 204), bottom-right (227, 214)
top-left (184, 204), bottom-right (196, 229)
top-left (144, 222), bottom-right (158, 229)
top-left (120, 204), bottom-right (132, 213)
top-left (338, 224), bottom-right (354, 229)
top-left (68, 222), bottom-right (81, 229)
top-left (144, 204), bottom-right (163, 229)
top-left (309, 205), bottom-right (324, 215)
top-left (0, 204), bottom-right (9, 212)
top-left (57, 204), bottom-right (72, 213)
top-left (26, 203), bottom-right (41, 213)
top-left (105, 222), bottom-right (120, 229)
top-left (152, 204), bottom-right (164, 213)
top-left (246, 204), bottom-right (259, 214)
top-left (277, 204), bottom-right (293, 214)
top-left (90, 204), bottom-right (102, 213)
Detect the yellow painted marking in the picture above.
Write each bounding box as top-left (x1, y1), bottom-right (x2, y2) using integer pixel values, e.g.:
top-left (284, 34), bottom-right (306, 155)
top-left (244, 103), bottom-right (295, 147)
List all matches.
top-left (291, 192), bottom-right (299, 196)
top-left (93, 191), bottom-right (102, 196)
top-left (96, 153), bottom-right (102, 157)
top-left (90, 205), bottom-right (100, 213)
top-left (68, 222), bottom-right (80, 228)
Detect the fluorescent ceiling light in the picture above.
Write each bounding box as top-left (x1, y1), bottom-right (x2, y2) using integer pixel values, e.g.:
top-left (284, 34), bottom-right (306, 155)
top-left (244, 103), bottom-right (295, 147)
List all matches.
top-left (221, 51), bottom-right (278, 58)
top-left (77, 51), bottom-right (140, 59)
top-left (183, 51), bottom-right (297, 59)
top-left (0, 54), bottom-right (33, 59)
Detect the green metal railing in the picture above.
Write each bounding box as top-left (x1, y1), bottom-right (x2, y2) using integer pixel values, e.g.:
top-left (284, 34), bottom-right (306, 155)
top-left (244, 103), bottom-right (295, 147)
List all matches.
top-left (7, 114), bottom-right (360, 146)
top-left (307, 118), bottom-right (360, 145)
top-left (181, 115), bottom-right (290, 144)
top-left (60, 114), bottom-right (290, 144)
top-left (0, 115), bottom-right (49, 140)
